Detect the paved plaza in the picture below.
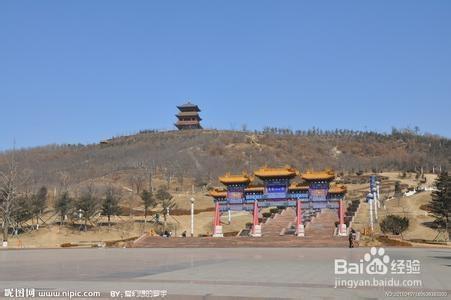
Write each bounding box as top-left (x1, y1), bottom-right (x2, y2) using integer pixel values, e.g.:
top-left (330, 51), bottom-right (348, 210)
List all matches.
top-left (0, 247), bottom-right (450, 299)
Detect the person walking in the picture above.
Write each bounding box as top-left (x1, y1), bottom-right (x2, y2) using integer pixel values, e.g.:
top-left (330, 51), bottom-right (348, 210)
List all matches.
top-left (348, 228), bottom-right (356, 248)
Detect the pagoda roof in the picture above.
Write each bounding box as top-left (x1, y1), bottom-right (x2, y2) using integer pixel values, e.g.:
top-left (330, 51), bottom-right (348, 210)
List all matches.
top-left (254, 167), bottom-right (298, 179)
top-left (209, 188), bottom-right (227, 198)
top-left (301, 170), bottom-right (335, 181)
top-left (328, 184), bottom-right (347, 194)
top-left (176, 111), bottom-right (201, 117)
top-left (288, 182), bottom-right (309, 191)
top-left (177, 102), bottom-right (201, 112)
top-left (244, 186), bottom-right (264, 193)
top-left (219, 173), bottom-right (252, 185)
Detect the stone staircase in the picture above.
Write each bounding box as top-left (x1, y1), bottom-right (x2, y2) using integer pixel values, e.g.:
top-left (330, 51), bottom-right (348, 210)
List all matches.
top-left (305, 209), bottom-right (338, 238)
top-left (133, 208), bottom-right (348, 248)
top-left (262, 208), bottom-right (296, 236)
top-left (350, 198), bottom-right (390, 233)
top-left (348, 200), bottom-right (368, 232)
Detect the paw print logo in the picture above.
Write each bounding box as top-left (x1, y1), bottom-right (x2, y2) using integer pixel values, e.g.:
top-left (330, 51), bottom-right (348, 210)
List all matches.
top-left (364, 247), bottom-right (390, 275)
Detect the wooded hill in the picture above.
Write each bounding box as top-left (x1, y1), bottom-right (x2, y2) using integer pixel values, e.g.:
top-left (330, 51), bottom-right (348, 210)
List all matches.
top-left (0, 128), bottom-right (449, 192)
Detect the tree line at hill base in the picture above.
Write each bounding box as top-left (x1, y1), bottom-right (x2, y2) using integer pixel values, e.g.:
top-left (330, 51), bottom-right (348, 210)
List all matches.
top-left (0, 157), bottom-right (177, 245)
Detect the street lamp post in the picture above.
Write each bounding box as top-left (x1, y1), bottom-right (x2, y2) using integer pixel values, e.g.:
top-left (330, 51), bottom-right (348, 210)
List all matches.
top-left (190, 197), bottom-right (195, 237)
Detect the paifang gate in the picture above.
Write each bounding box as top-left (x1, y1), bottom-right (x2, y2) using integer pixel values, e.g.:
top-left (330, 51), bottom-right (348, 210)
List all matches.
top-left (209, 167), bottom-right (347, 238)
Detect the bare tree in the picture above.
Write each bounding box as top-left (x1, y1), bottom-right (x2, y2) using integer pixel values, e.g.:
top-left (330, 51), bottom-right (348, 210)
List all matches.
top-left (129, 175), bottom-right (145, 195)
top-left (57, 171), bottom-right (70, 192)
top-left (145, 160), bottom-right (155, 191)
top-left (0, 156), bottom-right (19, 246)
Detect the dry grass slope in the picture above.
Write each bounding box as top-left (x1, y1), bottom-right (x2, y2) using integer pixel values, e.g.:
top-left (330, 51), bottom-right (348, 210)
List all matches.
top-left (0, 129), bottom-right (449, 192)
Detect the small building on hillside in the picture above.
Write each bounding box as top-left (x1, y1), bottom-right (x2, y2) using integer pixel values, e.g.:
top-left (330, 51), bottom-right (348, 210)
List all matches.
top-left (175, 102), bottom-right (203, 130)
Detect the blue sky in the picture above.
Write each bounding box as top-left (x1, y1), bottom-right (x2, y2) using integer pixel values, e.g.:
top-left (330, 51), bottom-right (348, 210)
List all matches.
top-left (1, 1), bottom-right (450, 150)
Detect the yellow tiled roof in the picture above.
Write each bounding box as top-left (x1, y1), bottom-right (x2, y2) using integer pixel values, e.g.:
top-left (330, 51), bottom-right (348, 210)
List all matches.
top-left (301, 170), bottom-right (335, 181)
top-left (218, 173), bottom-right (252, 184)
top-left (328, 184), bottom-right (347, 194)
top-left (254, 167), bottom-right (298, 178)
top-left (209, 188), bottom-right (227, 198)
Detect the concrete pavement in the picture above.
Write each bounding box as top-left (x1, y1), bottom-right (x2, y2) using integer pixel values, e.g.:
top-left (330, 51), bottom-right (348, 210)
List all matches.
top-left (0, 248), bottom-right (450, 299)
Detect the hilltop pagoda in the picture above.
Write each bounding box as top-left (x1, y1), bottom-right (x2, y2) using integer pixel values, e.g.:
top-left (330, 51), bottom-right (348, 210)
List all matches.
top-left (175, 102), bottom-right (202, 130)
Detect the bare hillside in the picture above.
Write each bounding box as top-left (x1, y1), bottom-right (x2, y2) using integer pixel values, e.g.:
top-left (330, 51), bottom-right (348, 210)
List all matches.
top-left (0, 129), bottom-right (449, 191)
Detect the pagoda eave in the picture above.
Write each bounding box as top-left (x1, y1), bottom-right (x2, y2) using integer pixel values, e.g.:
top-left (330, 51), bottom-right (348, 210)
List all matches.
top-left (177, 106), bottom-right (200, 112)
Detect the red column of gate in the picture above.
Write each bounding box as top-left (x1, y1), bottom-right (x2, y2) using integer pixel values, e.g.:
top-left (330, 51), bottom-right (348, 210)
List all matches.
top-left (296, 199), bottom-right (302, 227)
top-left (339, 199), bottom-right (344, 233)
top-left (252, 200), bottom-right (259, 234)
top-left (213, 201), bottom-right (220, 228)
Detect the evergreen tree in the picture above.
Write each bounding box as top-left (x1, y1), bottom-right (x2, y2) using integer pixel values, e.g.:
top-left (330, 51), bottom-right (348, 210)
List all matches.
top-left (155, 187), bottom-right (176, 229)
top-left (75, 186), bottom-right (100, 231)
top-left (430, 172), bottom-right (450, 229)
top-left (54, 191), bottom-right (73, 225)
top-left (101, 186), bottom-right (122, 227)
top-left (380, 215), bottom-right (409, 236)
top-left (394, 181), bottom-right (402, 207)
top-left (11, 196), bottom-right (33, 229)
top-left (31, 186), bottom-right (47, 228)
top-left (140, 189), bottom-right (156, 224)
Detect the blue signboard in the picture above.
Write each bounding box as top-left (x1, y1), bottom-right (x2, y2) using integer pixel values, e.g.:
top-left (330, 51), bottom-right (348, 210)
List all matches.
top-left (265, 184), bottom-right (287, 199)
top-left (267, 185), bottom-right (286, 193)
